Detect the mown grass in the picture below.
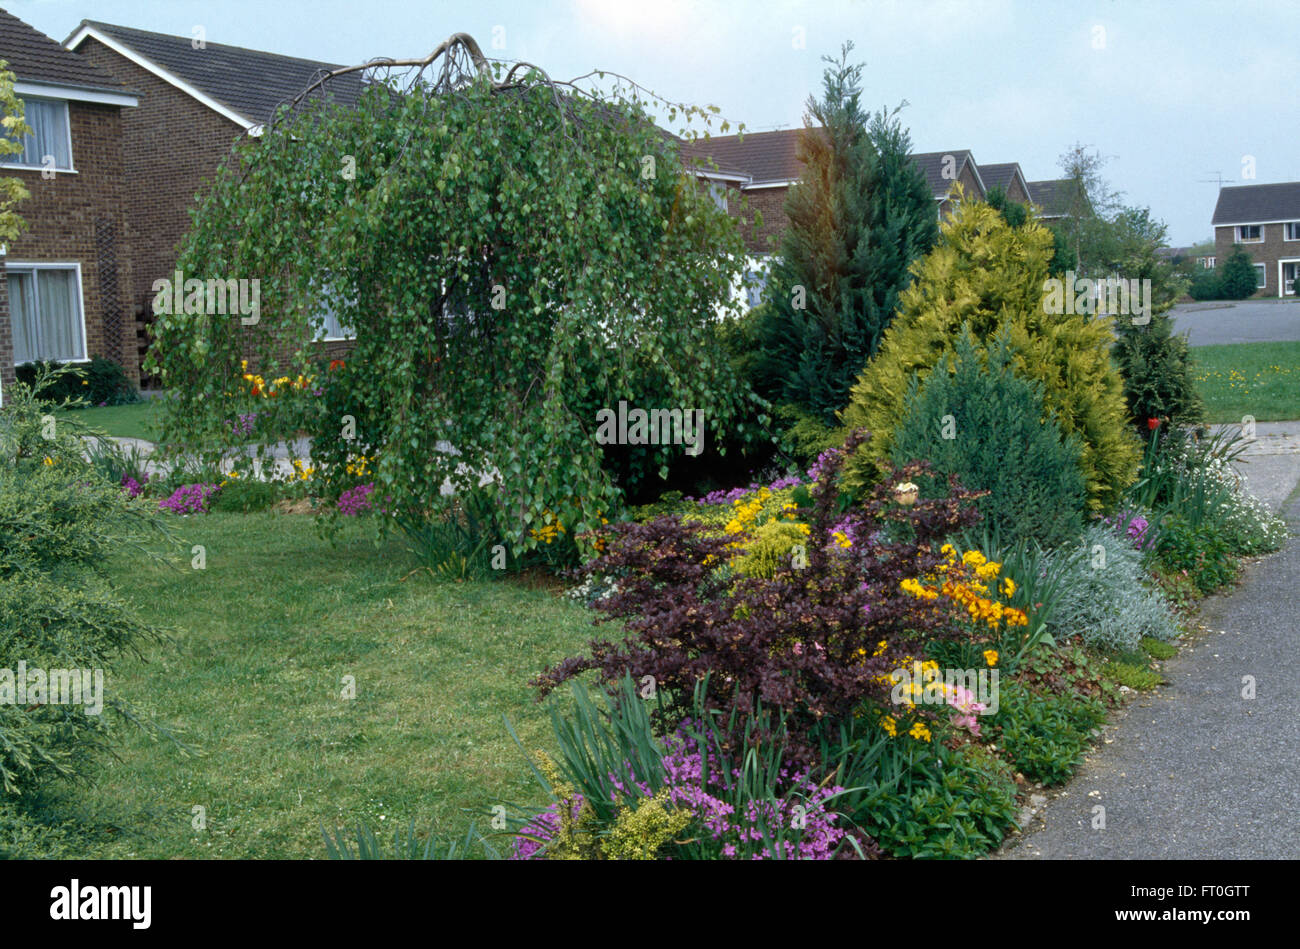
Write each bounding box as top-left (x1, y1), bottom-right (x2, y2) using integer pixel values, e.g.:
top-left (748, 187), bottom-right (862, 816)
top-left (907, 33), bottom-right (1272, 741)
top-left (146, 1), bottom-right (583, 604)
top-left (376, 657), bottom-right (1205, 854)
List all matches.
top-left (1192, 341), bottom-right (1300, 422)
top-left (58, 400), bottom-right (164, 442)
top-left (41, 512), bottom-right (596, 858)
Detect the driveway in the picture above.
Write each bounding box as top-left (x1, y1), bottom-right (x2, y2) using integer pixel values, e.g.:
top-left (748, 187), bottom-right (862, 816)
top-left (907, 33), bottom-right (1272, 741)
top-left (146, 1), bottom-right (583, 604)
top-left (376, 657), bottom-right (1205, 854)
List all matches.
top-left (1170, 300), bottom-right (1300, 346)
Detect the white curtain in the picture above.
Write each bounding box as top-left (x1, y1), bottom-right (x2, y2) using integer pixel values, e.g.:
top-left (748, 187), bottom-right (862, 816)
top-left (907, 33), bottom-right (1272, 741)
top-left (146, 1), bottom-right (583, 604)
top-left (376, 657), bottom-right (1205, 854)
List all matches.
top-left (8, 269), bottom-right (83, 362)
top-left (17, 99), bottom-right (72, 169)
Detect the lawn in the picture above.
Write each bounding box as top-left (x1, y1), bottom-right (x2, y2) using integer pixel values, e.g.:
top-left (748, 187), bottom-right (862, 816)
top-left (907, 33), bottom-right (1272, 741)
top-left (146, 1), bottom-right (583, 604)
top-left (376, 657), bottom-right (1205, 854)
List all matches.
top-left (42, 512), bottom-right (597, 859)
top-left (1191, 341), bottom-right (1300, 423)
top-left (59, 400), bottom-right (165, 442)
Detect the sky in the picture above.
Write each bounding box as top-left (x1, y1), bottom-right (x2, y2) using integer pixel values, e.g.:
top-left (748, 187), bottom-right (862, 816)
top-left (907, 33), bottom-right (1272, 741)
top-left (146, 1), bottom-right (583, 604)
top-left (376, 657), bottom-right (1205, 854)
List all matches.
top-left (9, 0), bottom-right (1299, 245)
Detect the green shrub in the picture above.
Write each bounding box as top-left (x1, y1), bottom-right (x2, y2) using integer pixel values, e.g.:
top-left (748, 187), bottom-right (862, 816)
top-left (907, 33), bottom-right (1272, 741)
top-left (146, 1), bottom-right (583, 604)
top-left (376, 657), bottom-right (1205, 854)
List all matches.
top-left (207, 475), bottom-right (280, 513)
top-left (1154, 515), bottom-right (1238, 594)
top-left (1112, 311), bottom-right (1204, 432)
top-left (1045, 524), bottom-right (1181, 652)
top-left (987, 680), bottom-right (1105, 786)
top-left (0, 370), bottom-right (171, 818)
top-left (1187, 268), bottom-right (1223, 301)
top-left (842, 199), bottom-right (1140, 512)
top-left (853, 739), bottom-right (1019, 858)
top-left (15, 357), bottom-right (139, 407)
top-left (890, 327), bottom-right (1086, 547)
top-left (1219, 249), bottom-right (1259, 300)
top-left (733, 519), bottom-right (810, 579)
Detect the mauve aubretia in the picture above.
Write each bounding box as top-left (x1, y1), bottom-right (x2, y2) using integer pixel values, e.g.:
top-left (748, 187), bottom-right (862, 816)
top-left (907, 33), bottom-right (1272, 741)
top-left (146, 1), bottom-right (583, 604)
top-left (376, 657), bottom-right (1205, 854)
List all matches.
top-left (689, 472), bottom-right (805, 505)
top-left (159, 483), bottom-right (220, 515)
top-left (337, 483), bottom-right (375, 516)
top-left (224, 412), bottom-right (258, 439)
top-left (512, 724), bottom-right (863, 860)
top-left (1101, 509), bottom-right (1153, 551)
top-left (121, 474), bottom-right (144, 499)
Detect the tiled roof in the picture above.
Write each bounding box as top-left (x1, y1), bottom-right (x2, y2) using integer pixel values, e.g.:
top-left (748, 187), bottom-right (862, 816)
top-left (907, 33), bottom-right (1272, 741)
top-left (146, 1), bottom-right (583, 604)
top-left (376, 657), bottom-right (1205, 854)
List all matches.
top-left (680, 129), bottom-right (990, 200)
top-left (1211, 182), bottom-right (1300, 225)
top-left (979, 161), bottom-right (1025, 195)
top-left (69, 20), bottom-right (365, 125)
top-left (0, 7), bottom-right (127, 93)
top-left (1025, 179), bottom-right (1079, 218)
top-left (909, 150), bottom-right (983, 199)
top-left (679, 128), bottom-right (806, 184)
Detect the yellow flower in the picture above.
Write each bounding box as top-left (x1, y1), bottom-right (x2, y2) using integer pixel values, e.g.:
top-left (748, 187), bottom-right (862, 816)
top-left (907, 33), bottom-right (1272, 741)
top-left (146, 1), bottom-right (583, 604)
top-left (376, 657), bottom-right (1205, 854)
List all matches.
top-left (880, 715), bottom-right (897, 737)
top-left (909, 722), bottom-right (932, 742)
top-left (984, 649), bottom-right (999, 667)
top-left (43, 456), bottom-right (53, 466)
top-left (1000, 577), bottom-right (1016, 597)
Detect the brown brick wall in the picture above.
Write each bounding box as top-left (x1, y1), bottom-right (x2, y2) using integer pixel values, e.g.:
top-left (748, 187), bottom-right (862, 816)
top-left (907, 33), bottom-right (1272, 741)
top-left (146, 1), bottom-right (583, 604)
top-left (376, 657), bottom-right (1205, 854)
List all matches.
top-left (4, 99), bottom-right (134, 381)
top-left (1005, 176), bottom-right (1030, 205)
top-left (1214, 222), bottom-right (1300, 297)
top-left (76, 37), bottom-right (247, 384)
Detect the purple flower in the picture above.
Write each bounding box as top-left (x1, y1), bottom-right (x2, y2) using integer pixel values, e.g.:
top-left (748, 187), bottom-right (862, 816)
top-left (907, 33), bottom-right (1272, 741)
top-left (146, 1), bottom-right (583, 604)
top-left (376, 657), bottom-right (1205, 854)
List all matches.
top-left (159, 483), bottom-right (220, 515)
top-left (121, 474), bottom-right (144, 498)
top-left (338, 482), bottom-right (375, 516)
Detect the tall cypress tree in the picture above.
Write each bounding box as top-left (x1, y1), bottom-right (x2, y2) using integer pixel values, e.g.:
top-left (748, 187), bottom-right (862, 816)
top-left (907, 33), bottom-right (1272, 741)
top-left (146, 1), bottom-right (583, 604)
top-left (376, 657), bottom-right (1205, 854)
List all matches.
top-left (752, 43), bottom-right (937, 425)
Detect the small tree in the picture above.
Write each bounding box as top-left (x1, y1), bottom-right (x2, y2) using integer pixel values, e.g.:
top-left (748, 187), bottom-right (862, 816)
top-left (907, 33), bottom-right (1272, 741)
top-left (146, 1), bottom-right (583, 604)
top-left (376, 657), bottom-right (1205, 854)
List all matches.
top-left (841, 199), bottom-right (1140, 512)
top-left (752, 42), bottom-right (937, 426)
top-left (1220, 248), bottom-right (1259, 299)
top-left (0, 59), bottom-right (32, 244)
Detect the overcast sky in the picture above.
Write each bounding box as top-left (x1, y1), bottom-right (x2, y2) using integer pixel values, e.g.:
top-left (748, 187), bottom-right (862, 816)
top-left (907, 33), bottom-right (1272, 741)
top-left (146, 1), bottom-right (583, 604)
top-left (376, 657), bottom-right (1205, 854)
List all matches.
top-left (11, 0), bottom-right (1298, 244)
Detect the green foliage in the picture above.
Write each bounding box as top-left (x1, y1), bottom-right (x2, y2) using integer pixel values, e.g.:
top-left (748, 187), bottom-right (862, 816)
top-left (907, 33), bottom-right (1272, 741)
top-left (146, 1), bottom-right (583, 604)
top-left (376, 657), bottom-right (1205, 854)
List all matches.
top-left (0, 59), bottom-right (31, 243)
top-left (853, 740), bottom-right (1018, 858)
top-left (890, 327), bottom-right (1086, 547)
top-left (0, 371), bottom-right (172, 809)
top-left (732, 518), bottom-right (809, 578)
top-left (1141, 636), bottom-right (1178, 660)
top-left (773, 402), bottom-right (844, 467)
top-left (987, 680), bottom-right (1106, 786)
top-left (601, 790), bottom-right (693, 860)
top-left (1219, 248), bottom-right (1260, 299)
top-left (1187, 267), bottom-right (1224, 300)
top-left (1113, 313), bottom-right (1204, 431)
top-left (16, 358), bottom-right (140, 407)
top-left (842, 199), bottom-right (1140, 512)
top-left (206, 475), bottom-right (280, 513)
top-left (985, 185), bottom-right (1028, 228)
top-left (1154, 515), bottom-right (1238, 594)
top-left (750, 43), bottom-right (938, 422)
top-left (147, 46), bottom-right (761, 559)
top-left (1103, 658), bottom-right (1163, 691)
top-left (1045, 524), bottom-right (1181, 652)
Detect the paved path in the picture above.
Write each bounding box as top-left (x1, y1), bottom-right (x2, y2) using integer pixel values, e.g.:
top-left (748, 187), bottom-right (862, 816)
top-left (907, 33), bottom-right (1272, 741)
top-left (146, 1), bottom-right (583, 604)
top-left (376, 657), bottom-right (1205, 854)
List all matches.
top-left (995, 439), bottom-right (1300, 860)
top-left (1171, 300), bottom-right (1300, 346)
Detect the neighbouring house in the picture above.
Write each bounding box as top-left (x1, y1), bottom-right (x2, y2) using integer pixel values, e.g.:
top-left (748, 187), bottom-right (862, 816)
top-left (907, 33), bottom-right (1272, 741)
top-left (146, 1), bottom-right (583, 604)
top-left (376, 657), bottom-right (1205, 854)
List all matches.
top-left (1211, 182), bottom-right (1300, 298)
top-left (1024, 178), bottom-right (1088, 223)
top-left (65, 20), bottom-right (365, 384)
top-left (0, 7), bottom-right (138, 404)
top-left (681, 127), bottom-right (1061, 307)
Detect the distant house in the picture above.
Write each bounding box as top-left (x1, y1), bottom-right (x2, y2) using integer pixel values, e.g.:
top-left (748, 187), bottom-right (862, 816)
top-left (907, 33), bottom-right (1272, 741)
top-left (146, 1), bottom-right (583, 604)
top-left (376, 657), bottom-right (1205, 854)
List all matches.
top-left (1211, 182), bottom-right (1300, 297)
top-left (979, 161), bottom-right (1031, 205)
top-left (680, 129), bottom-right (1011, 256)
top-left (1024, 178), bottom-right (1087, 222)
top-left (0, 7), bottom-right (138, 402)
top-left (65, 20), bottom-right (365, 383)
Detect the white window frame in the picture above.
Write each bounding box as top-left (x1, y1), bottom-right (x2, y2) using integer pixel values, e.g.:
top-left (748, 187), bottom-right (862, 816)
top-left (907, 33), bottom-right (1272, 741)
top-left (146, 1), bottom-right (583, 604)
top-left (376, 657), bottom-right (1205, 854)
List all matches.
top-left (1202, 256), bottom-right (1215, 268)
top-left (6, 261), bottom-right (89, 363)
top-left (1285, 222), bottom-right (1300, 241)
top-left (1277, 258), bottom-right (1300, 297)
top-left (1, 96), bottom-right (76, 173)
top-left (707, 181), bottom-right (729, 213)
top-left (1236, 224), bottom-right (1263, 243)
top-left (1253, 262), bottom-right (1267, 290)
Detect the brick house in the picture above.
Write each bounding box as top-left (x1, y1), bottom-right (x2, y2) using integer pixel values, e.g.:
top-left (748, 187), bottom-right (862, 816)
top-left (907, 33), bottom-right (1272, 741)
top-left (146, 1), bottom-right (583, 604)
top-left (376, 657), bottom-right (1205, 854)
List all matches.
top-left (681, 128), bottom-right (1052, 307)
top-left (1211, 182), bottom-right (1300, 298)
top-left (0, 7), bottom-right (137, 403)
top-left (65, 20), bottom-right (364, 384)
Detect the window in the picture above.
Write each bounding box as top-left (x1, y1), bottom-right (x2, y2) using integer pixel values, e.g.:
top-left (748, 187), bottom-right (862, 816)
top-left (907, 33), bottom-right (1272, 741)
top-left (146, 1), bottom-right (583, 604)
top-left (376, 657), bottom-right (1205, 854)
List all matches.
top-left (1202, 256), bottom-right (1215, 268)
top-left (741, 255), bottom-right (771, 309)
top-left (7, 265), bottom-right (86, 363)
top-left (5, 98), bottom-right (73, 170)
top-left (1254, 263), bottom-right (1267, 289)
top-left (1236, 224), bottom-right (1262, 243)
top-left (708, 181), bottom-right (728, 213)
top-left (1286, 222), bottom-right (1300, 241)
top-left (314, 296), bottom-right (355, 341)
